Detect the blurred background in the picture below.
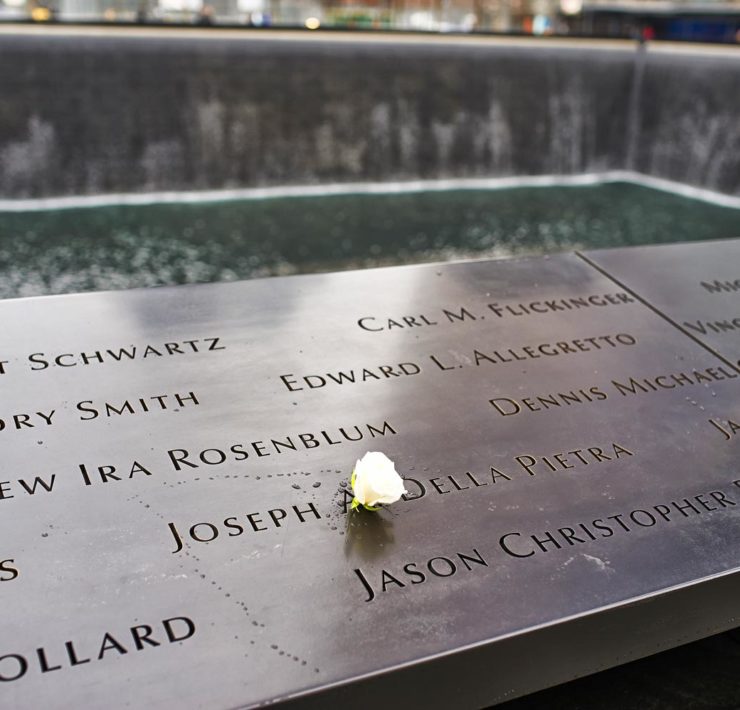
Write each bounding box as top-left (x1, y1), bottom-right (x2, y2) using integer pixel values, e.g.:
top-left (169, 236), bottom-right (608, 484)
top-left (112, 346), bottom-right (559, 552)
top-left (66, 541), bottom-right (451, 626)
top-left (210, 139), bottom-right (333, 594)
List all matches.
top-left (2, 0), bottom-right (740, 42)
top-left (0, 8), bottom-right (738, 297)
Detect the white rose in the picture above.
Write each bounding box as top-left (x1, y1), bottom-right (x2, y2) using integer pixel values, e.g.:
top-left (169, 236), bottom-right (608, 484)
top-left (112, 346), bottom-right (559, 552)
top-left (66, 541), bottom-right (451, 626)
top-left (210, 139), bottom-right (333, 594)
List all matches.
top-left (352, 452), bottom-right (407, 508)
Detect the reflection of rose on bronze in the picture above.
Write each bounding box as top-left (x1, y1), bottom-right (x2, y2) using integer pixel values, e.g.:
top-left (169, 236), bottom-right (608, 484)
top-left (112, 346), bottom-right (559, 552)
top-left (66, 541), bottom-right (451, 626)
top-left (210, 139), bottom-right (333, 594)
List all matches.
top-left (343, 507), bottom-right (395, 563)
top-left (350, 452), bottom-right (407, 512)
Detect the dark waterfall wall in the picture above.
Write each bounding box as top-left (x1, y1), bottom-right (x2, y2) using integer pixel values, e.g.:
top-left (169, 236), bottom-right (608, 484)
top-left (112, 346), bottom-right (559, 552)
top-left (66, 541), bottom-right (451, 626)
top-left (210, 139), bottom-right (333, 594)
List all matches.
top-left (1, 32), bottom-right (738, 199)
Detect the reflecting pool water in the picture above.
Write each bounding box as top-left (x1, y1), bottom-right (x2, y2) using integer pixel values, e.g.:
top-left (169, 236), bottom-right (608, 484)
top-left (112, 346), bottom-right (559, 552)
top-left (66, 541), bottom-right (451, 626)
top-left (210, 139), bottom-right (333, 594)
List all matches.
top-left (0, 182), bottom-right (738, 299)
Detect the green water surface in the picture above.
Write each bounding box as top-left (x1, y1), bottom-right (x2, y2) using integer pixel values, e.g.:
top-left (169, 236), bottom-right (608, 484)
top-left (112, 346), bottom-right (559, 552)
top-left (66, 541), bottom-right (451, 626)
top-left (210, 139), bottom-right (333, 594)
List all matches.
top-left (1, 183), bottom-right (738, 299)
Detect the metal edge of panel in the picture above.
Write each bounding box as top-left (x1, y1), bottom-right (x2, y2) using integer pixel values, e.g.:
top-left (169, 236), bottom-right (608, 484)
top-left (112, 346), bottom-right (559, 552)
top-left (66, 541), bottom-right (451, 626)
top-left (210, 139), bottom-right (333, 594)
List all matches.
top-left (270, 567), bottom-right (740, 709)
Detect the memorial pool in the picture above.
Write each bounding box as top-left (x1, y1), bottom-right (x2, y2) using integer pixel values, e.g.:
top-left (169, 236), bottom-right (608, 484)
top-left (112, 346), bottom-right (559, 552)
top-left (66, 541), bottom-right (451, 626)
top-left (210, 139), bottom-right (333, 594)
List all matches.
top-left (0, 181), bottom-right (738, 300)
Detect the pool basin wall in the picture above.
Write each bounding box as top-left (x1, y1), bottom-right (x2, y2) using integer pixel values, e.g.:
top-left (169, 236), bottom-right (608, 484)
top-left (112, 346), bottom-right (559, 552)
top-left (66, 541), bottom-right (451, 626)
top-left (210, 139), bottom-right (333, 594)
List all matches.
top-left (0, 31), bottom-right (738, 199)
